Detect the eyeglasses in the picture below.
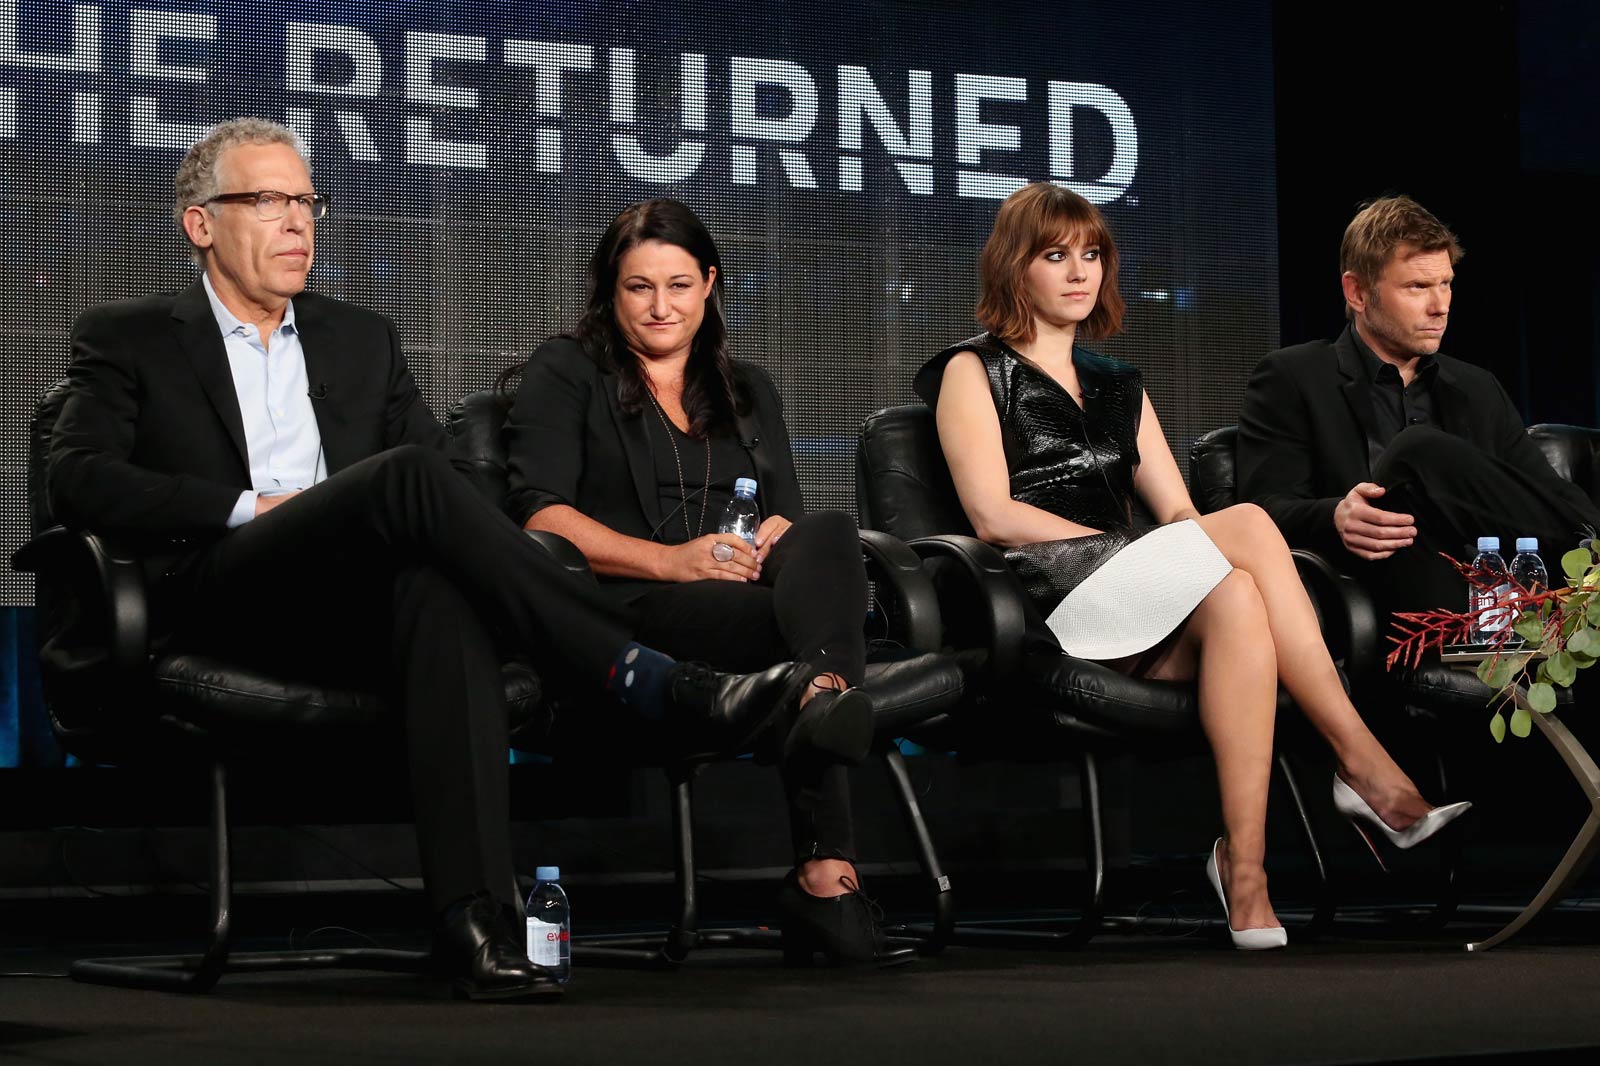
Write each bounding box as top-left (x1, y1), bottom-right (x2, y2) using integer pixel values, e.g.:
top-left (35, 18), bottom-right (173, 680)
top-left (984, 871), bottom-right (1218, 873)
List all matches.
top-left (204, 190), bottom-right (330, 221)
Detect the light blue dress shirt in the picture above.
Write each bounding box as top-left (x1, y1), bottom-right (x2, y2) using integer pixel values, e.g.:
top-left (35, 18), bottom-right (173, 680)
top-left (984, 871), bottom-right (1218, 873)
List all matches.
top-left (202, 274), bottom-right (327, 528)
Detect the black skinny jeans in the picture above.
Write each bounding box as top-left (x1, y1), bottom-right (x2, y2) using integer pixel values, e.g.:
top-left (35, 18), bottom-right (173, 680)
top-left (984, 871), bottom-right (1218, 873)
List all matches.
top-left (626, 510), bottom-right (869, 865)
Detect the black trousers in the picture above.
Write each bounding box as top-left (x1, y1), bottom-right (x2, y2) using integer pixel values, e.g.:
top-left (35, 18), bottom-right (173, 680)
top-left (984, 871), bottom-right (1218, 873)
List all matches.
top-left (164, 445), bottom-right (638, 912)
top-left (1364, 426), bottom-right (1600, 614)
top-left (628, 511), bottom-right (868, 864)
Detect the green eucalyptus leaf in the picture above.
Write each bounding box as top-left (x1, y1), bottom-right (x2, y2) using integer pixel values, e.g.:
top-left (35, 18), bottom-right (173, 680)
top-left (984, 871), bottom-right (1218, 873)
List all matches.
top-left (1563, 612), bottom-right (1583, 639)
top-left (1484, 658), bottom-right (1519, 689)
top-left (1510, 706), bottom-right (1533, 738)
top-left (1563, 548), bottom-right (1594, 584)
top-left (1476, 657), bottom-right (1498, 685)
top-left (1570, 629), bottom-right (1597, 656)
top-left (1514, 613), bottom-right (1546, 643)
top-left (1587, 597), bottom-right (1600, 626)
top-left (1527, 682), bottom-right (1559, 713)
top-left (1547, 652), bottom-right (1578, 686)
top-left (1571, 648), bottom-right (1598, 667)
top-left (1490, 711), bottom-right (1507, 743)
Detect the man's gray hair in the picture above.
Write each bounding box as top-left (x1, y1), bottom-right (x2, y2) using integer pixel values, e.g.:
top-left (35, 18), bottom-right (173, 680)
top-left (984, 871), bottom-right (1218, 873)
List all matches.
top-left (174, 118), bottom-right (310, 261)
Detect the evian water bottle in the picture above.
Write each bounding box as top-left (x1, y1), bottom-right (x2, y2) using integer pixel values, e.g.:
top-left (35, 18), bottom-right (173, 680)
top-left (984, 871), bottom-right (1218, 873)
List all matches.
top-left (525, 866), bottom-right (571, 983)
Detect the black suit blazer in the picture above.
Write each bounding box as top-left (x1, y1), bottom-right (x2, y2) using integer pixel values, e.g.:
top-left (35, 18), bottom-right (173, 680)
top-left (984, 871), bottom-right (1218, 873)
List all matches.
top-left (503, 337), bottom-right (806, 546)
top-left (48, 279), bottom-right (450, 559)
top-left (1236, 324), bottom-right (1586, 555)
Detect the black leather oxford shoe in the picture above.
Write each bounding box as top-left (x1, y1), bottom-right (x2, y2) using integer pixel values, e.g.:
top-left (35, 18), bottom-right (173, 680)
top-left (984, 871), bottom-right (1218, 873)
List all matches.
top-left (667, 660), bottom-right (812, 757)
top-left (431, 893), bottom-right (563, 1002)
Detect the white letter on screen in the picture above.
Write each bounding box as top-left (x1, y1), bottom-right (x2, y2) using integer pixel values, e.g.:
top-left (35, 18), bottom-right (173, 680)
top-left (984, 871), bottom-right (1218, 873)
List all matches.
top-left (954, 73), bottom-right (1027, 200)
top-left (729, 56), bottom-right (819, 188)
top-left (503, 40), bottom-right (593, 173)
top-left (610, 48), bottom-right (707, 183)
top-left (0, 0), bottom-right (100, 72)
top-left (1047, 81), bottom-right (1137, 205)
top-left (837, 65), bottom-right (932, 194)
top-left (405, 31), bottom-right (486, 168)
top-left (284, 22), bottom-right (383, 162)
top-left (127, 10), bottom-right (216, 149)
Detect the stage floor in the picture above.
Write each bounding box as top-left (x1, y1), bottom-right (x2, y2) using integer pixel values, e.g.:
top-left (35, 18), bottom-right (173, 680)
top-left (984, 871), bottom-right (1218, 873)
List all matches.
top-left (6, 919), bottom-right (1600, 1066)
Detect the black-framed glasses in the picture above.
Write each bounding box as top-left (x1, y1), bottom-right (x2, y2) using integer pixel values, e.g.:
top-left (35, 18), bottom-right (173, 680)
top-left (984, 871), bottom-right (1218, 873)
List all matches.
top-left (204, 190), bottom-right (330, 221)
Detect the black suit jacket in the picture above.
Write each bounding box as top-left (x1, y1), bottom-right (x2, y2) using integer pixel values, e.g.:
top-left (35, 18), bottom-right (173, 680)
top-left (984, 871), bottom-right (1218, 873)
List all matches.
top-left (1236, 324), bottom-right (1587, 555)
top-left (503, 337), bottom-right (805, 585)
top-left (48, 279), bottom-right (450, 567)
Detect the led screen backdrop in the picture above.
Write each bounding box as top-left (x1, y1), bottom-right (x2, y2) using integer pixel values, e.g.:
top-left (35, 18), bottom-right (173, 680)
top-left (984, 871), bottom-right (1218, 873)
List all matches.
top-left (0, 0), bottom-right (1277, 604)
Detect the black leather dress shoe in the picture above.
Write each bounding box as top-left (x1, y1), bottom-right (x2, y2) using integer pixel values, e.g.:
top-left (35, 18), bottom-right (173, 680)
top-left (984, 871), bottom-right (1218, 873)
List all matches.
top-left (432, 894), bottom-right (563, 1002)
top-left (667, 660), bottom-right (811, 756)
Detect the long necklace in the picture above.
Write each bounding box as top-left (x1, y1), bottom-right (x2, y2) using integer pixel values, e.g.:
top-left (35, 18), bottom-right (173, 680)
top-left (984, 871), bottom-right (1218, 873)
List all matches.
top-left (646, 389), bottom-right (712, 541)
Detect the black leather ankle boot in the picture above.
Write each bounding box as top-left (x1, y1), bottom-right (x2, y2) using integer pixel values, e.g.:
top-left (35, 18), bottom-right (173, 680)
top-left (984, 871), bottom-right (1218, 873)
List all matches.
top-left (776, 871), bottom-right (915, 969)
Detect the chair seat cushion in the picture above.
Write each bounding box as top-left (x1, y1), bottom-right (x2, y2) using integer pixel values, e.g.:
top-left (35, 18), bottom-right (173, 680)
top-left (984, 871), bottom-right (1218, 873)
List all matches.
top-left (154, 654), bottom-right (545, 738)
top-left (915, 649), bottom-right (1321, 757)
top-left (1395, 660), bottom-right (1576, 721)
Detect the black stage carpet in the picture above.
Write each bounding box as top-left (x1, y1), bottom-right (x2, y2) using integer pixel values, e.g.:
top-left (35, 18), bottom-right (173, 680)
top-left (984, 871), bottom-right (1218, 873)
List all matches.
top-left (5, 929), bottom-right (1600, 1065)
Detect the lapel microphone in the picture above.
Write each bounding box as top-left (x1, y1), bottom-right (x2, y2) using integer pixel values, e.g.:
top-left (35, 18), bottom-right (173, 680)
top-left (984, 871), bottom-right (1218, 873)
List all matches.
top-left (308, 383), bottom-right (328, 400)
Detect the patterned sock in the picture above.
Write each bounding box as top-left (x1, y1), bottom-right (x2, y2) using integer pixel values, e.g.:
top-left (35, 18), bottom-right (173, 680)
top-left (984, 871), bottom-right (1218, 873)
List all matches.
top-left (605, 641), bottom-right (677, 720)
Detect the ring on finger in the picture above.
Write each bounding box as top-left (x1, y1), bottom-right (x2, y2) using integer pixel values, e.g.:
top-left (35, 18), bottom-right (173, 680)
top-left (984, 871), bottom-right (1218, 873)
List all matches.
top-left (711, 542), bottom-right (735, 563)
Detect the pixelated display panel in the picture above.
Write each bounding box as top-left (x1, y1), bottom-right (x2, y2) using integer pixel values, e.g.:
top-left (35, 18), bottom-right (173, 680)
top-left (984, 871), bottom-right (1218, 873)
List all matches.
top-left (0, 0), bottom-right (1276, 604)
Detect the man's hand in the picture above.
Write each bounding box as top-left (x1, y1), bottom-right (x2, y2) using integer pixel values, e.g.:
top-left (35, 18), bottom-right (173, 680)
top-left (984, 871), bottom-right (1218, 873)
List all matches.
top-left (254, 490), bottom-right (302, 517)
top-left (1333, 482), bottom-right (1416, 561)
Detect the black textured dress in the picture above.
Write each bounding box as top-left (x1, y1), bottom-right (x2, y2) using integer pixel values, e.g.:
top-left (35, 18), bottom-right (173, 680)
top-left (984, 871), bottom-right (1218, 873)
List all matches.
top-left (915, 333), bottom-right (1231, 660)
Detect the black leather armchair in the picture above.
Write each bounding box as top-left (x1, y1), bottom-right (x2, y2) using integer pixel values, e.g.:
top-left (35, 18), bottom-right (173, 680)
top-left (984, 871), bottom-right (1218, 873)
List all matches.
top-left (447, 389), bottom-right (968, 960)
top-left (13, 384), bottom-right (548, 993)
top-left (857, 404), bottom-right (1333, 945)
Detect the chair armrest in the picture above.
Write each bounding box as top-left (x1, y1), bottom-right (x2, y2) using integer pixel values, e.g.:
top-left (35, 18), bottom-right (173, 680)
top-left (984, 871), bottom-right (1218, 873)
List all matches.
top-left (13, 526), bottom-right (150, 677)
top-left (523, 529), bottom-right (598, 582)
top-left (1291, 548), bottom-right (1382, 695)
top-left (907, 533), bottom-right (1029, 680)
top-left (857, 528), bottom-right (942, 654)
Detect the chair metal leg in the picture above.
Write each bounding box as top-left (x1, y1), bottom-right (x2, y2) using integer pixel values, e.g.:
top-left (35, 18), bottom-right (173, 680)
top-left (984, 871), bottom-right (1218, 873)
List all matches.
top-left (1273, 752), bottom-right (1335, 939)
top-left (70, 761), bottom-right (432, 992)
top-left (573, 764), bottom-right (700, 968)
top-left (1412, 751), bottom-right (1463, 933)
top-left (911, 750), bottom-right (1105, 950)
top-left (662, 766), bottom-right (700, 962)
top-left (880, 745), bottom-right (954, 954)
top-left (70, 761), bottom-right (234, 991)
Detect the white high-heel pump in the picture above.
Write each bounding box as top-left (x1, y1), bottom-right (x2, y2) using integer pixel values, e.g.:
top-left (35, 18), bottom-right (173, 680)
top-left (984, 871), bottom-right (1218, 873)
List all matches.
top-left (1205, 838), bottom-right (1287, 951)
top-left (1332, 776), bottom-right (1472, 868)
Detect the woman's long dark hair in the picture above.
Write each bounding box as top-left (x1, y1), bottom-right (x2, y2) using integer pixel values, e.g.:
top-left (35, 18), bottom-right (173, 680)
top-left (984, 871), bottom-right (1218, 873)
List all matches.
top-left (572, 199), bottom-right (745, 438)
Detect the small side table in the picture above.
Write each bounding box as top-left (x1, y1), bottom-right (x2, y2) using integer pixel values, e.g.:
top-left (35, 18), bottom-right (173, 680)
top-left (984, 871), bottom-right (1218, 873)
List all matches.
top-left (1441, 648), bottom-right (1600, 952)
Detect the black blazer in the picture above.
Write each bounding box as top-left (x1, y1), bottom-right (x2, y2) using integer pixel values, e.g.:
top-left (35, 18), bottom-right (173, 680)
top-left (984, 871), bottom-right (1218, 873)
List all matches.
top-left (503, 336), bottom-right (805, 547)
top-left (1236, 324), bottom-right (1589, 555)
top-left (48, 279), bottom-right (450, 566)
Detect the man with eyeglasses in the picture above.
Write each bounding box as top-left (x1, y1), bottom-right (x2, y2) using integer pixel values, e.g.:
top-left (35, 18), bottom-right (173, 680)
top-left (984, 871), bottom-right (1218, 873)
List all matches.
top-left (47, 117), bottom-right (810, 1002)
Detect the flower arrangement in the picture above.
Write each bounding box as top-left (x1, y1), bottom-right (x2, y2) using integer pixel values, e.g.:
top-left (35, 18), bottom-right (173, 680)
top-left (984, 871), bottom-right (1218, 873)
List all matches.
top-left (1386, 544), bottom-right (1600, 742)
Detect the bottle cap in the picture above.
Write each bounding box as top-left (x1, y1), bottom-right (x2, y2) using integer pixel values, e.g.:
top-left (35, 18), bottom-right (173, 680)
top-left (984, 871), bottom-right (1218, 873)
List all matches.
top-left (535, 866), bottom-right (560, 881)
top-left (1516, 538), bottom-right (1539, 552)
top-left (734, 477), bottom-right (757, 497)
top-left (1477, 536), bottom-right (1500, 551)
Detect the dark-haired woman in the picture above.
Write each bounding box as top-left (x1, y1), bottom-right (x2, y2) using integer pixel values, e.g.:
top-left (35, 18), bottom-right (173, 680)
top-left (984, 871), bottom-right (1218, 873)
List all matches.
top-left (505, 199), bottom-right (900, 967)
top-left (919, 183), bottom-right (1470, 949)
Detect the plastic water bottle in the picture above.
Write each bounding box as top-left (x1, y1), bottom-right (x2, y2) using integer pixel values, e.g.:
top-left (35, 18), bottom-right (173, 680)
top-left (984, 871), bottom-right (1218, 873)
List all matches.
top-left (1510, 538), bottom-right (1549, 596)
top-left (1508, 538), bottom-right (1549, 641)
top-left (525, 866), bottom-right (571, 983)
top-left (718, 477), bottom-right (760, 547)
top-left (1469, 536), bottom-right (1511, 643)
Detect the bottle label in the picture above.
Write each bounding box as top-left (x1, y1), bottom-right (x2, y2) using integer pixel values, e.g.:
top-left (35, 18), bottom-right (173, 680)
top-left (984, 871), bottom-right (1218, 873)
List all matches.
top-left (526, 918), bottom-right (565, 966)
top-left (1476, 583), bottom-right (1512, 633)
